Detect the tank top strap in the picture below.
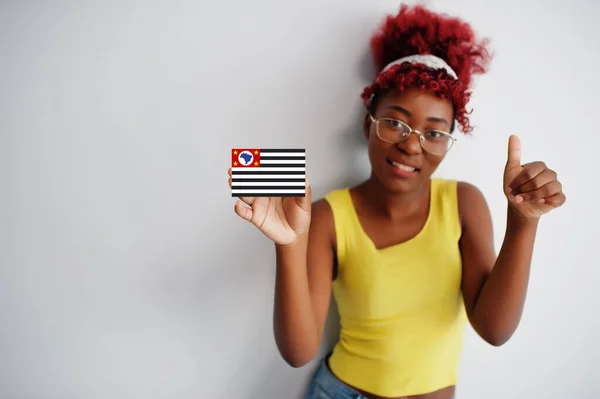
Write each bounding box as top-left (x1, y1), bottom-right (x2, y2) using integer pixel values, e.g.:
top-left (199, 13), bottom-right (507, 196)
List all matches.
top-left (323, 188), bottom-right (361, 265)
top-left (428, 178), bottom-right (461, 240)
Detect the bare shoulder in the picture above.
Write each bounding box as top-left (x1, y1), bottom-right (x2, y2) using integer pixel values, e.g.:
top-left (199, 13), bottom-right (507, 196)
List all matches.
top-left (457, 181), bottom-right (486, 201)
top-left (456, 181), bottom-right (491, 226)
top-left (311, 197), bottom-right (333, 216)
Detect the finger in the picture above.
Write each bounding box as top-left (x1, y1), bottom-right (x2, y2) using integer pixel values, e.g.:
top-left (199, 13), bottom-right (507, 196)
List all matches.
top-left (238, 196), bottom-right (256, 206)
top-left (234, 199), bottom-right (253, 221)
top-left (514, 181), bottom-right (562, 203)
top-left (507, 161), bottom-right (547, 192)
top-left (511, 169), bottom-right (557, 195)
top-left (505, 135), bottom-right (522, 172)
top-left (230, 180), bottom-right (256, 205)
top-left (228, 167), bottom-right (232, 177)
top-left (538, 192), bottom-right (566, 207)
top-left (294, 176), bottom-right (311, 210)
top-left (229, 171), bottom-right (256, 204)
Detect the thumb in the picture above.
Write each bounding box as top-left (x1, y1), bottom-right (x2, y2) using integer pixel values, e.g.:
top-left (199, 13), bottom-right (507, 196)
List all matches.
top-left (505, 134), bottom-right (522, 171)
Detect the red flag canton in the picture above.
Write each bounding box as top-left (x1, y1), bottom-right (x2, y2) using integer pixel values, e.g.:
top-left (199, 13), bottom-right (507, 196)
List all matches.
top-left (230, 148), bottom-right (306, 197)
top-left (232, 149), bottom-right (260, 167)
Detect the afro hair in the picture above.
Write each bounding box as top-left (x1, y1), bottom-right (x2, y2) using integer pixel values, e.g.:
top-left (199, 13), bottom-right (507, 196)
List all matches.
top-left (361, 4), bottom-right (492, 134)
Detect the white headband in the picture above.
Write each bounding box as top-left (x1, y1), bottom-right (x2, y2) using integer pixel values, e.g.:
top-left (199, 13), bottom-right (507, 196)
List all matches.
top-left (369, 54), bottom-right (460, 132)
top-left (381, 54), bottom-right (458, 79)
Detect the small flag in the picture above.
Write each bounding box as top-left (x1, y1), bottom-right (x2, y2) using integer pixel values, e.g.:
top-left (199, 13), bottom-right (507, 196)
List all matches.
top-left (231, 148), bottom-right (306, 197)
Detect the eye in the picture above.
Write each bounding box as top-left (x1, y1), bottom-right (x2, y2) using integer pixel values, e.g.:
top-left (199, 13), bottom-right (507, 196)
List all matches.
top-left (425, 130), bottom-right (447, 139)
top-left (382, 119), bottom-right (408, 132)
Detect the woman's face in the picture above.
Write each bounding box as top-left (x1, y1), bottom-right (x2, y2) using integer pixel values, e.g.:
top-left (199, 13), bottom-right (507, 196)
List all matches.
top-left (364, 86), bottom-right (455, 194)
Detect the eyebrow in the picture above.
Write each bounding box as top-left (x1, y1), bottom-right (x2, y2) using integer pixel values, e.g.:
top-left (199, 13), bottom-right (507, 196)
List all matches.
top-left (386, 105), bottom-right (450, 127)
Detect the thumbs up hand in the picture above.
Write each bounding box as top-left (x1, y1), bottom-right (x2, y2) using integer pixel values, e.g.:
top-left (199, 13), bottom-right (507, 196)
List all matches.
top-left (503, 135), bottom-right (566, 220)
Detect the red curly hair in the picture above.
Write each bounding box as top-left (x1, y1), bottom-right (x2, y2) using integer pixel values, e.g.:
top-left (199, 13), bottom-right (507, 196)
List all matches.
top-left (361, 4), bottom-right (492, 134)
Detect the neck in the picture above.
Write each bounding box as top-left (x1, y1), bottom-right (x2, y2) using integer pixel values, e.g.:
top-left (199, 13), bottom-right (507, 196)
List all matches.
top-left (357, 174), bottom-right (431, 219)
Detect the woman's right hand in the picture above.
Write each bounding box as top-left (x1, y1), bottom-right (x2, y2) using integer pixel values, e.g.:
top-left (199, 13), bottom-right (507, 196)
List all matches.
top-left (228, 168), bottom-right (312, 246)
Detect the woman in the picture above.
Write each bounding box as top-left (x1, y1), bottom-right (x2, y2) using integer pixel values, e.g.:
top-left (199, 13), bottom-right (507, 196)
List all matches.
top-left (228, 4), bottom-right (566, 399)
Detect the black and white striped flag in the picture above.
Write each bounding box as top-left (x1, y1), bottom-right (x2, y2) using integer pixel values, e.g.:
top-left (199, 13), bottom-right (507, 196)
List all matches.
top-left (231, 148), bottom-right (306, 197)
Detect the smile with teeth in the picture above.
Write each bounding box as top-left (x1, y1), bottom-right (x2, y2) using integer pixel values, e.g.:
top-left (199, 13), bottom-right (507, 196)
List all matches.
top-left (390, 160), bottom-right (417, 172)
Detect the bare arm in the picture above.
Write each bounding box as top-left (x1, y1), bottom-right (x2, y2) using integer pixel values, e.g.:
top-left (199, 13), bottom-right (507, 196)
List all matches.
top-left (273, 199), bottom-right (335, 367)
top-left (228, 171), bottom-right (336, 367)
top-left (458, 182), bottom-right (538, 346)
top-left (459, 136), bottom-right (566, 346)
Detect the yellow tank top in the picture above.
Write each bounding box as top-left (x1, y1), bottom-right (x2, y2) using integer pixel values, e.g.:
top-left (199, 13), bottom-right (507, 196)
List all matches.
top-left (324, 178), bottom-right (467, 397)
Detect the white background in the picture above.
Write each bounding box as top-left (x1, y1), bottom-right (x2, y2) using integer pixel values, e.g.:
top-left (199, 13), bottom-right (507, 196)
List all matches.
top-left (1, 1), bottom-right (598, 398)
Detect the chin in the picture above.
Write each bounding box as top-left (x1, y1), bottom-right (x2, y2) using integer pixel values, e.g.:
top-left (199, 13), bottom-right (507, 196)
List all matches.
top-left (375, 165), bottom-right (429, 194)
top-left (372, 171), bottom-right (423, 194)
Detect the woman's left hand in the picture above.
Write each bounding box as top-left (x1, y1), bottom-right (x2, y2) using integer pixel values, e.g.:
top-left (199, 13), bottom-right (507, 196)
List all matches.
top-left (503, 135), bottom-right (566, 220)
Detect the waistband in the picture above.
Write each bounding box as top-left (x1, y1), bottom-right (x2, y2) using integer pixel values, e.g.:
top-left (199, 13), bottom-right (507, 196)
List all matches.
top-left (305, 355), bottom-right (367, 399)
top-left (305, 355), bottom-right (457, 399)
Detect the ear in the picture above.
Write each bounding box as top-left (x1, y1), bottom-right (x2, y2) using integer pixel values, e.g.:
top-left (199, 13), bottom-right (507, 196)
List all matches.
top-left (363, 113), bottom-right (372, 140)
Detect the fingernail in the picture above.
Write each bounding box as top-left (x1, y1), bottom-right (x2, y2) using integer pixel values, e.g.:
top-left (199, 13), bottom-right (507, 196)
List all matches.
top-left (515, 195), bottom-right (523, 203)
top-left (538, 198), bottom-right (545, 204)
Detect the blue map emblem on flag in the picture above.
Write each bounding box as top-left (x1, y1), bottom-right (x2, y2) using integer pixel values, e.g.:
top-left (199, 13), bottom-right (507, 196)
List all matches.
top-left (238, 150), bottom-right (254, 165)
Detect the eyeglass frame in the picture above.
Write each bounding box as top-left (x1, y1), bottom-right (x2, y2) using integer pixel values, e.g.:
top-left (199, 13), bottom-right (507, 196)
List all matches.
top-left (368, 114), bottom-right (457, 155)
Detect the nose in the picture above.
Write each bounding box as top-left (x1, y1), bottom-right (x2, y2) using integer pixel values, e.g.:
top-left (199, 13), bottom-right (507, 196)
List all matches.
top-left (396, 131), bottom-right (422, 155)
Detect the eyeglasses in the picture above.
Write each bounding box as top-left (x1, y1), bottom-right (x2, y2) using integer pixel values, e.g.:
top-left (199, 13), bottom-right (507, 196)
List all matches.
top-left (369, 114), bottom-right (456, 155)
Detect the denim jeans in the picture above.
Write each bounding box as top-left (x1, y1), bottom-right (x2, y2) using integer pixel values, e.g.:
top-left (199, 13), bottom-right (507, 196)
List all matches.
top-left (304, 356), bottom-right (456, 399)
top-left (304, 357), bottom-right (368, 399)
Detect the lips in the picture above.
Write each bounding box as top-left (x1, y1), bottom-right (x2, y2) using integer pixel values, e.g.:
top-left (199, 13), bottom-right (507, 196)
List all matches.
top-left (387, 158), bottom-right (420, 172)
